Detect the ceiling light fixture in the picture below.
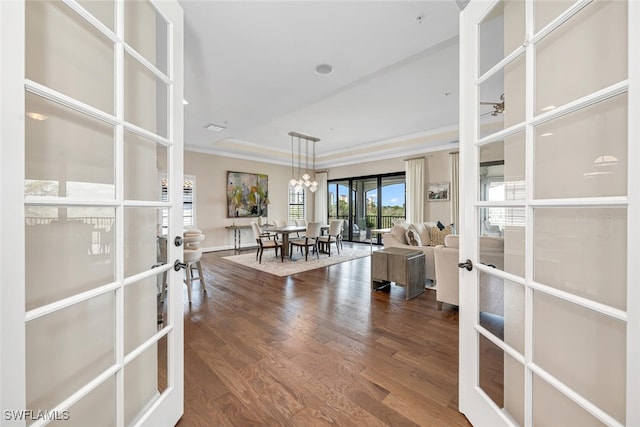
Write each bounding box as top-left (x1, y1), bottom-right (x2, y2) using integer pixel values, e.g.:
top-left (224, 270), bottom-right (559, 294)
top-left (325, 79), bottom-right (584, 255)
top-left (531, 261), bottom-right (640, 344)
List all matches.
top-left (204, 123), bottom-right (226, 132)
top-left (288, 131), bottom-right (320, 193)
top-left (26, 112), bottom-right (48, 121)
top-left (315, 64), bottom-right (333, 75)
top-left (183, 99), bottom-right (189, 105)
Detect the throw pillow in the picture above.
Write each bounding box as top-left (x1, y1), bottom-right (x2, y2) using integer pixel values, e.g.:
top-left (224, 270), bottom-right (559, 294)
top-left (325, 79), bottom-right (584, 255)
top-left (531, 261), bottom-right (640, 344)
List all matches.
top-left (436, 220), bottom-right (445, 230)
top-left (412, 222), bottom-right (432, 246)
top-left (430, 224), bottom-right (453, 246)
top-left (405, 228), bottom-right (422, 246)
top-left (390, 223), bottom-right (410, 244)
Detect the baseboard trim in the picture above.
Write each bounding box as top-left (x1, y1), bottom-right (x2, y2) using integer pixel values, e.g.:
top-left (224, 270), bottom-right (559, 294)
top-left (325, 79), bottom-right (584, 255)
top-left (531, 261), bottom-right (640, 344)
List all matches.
top-left (203, 244), bottom-right (258, 253)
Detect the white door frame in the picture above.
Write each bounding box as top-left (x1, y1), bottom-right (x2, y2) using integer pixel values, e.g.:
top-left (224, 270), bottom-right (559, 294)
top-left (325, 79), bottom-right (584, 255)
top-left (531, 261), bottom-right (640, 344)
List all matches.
top-left (0, 0), bottom-right (27, 420)
top-left (458, 0), bottom-right (640, 425)
top-left (0, 1), bottom-right (184, 425)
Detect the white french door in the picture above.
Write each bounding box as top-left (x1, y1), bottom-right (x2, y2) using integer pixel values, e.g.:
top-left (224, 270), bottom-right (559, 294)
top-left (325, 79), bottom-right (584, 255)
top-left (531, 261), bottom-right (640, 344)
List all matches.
top-left (1, 1), bottom-right (184, 426)
top-left (459, 0), bottom-right (638, 426)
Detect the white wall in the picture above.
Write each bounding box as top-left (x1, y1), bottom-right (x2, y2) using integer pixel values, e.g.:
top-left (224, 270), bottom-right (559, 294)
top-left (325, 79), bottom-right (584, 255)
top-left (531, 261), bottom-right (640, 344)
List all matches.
top-left (184, 150), bottom-right (292, 250)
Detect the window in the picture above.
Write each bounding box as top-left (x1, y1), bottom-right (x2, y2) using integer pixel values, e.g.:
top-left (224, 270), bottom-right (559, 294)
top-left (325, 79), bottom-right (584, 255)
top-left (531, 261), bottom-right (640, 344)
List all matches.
top-left (288, 185), bottom-right (305, 220)
top-left (161, 175), bottom-right (195, 234)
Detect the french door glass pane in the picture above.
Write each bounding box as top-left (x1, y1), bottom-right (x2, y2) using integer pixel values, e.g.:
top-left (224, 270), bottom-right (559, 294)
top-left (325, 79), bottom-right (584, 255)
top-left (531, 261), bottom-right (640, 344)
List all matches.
top-left (533, 373), bottom-right (607, 427)
top-left (124, 131), bottom-right (167, 201)
top-left (533, 291), bottom-right (626, 424)
top-left (25, 93), bottom-right (115, 200)
top-left (78, 0), bottom-right (115, 31)
top-left (479, 207), bottom-right (525, 277)
top-left (48, 376), bottom-right (116, 427)
top-left (25, 206), bottom-right (116, 310)
top-left (124, 208), bottom-right (166, 279)
top-left (124, 272), bottom-right (168, 355)
top-left (479, 274), bottom-right (524, 355)
top-left (26, 293), bottom-right (115, 414)
top-left (479, 132), bottom-right (525, 202)
top-left (478, 0), bottom-right (525, 76)
top-left (124, 0), bottom-right (169, 75)
top-left (478, 54), bottom-right (525, 139)
top-left (478, 334), bottom-right (524, 426)
top-left (124, 53), bottom-right (169, 138)
top-left (158, 334), bottom-right (169, 399)
top-left (534, 207), bottom-right (626, 310)
top-left (533, 0), bottom-right (574, 32)
top-left (124, 339), bottom-right (168, 426)
top-left (534, 94), bottom-right (627, 199)
top-left (26, 0), bottom-right (115, 114)
top-left (535, 0), bottom-right (627, 115)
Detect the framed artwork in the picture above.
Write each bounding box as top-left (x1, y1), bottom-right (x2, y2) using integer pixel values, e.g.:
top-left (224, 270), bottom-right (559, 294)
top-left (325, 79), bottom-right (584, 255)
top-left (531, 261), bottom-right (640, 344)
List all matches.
top-left (226, 171), bottom-right (269, 217)
top-left (427, 182), bottom-right (450, 201)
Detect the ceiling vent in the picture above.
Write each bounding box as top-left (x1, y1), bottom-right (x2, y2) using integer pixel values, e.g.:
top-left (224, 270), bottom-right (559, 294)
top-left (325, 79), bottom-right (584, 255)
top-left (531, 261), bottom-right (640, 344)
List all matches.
top-left (204, 123), bottom-right (226, 132)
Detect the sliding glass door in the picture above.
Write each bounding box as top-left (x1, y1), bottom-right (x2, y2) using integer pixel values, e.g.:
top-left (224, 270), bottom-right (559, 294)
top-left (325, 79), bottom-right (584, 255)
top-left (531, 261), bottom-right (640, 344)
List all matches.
top-left (328, 173), bottom-right (405, 244)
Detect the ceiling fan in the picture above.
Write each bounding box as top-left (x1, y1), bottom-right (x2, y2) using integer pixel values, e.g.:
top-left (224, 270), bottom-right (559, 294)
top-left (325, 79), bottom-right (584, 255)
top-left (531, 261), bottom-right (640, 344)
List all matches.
top-left (480, 93), bottom-right (504, 116)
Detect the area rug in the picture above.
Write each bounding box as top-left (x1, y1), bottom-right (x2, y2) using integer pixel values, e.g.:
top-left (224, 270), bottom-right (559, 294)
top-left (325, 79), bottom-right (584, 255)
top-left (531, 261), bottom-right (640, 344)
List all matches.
top-left (223, 247), bottom-right (371, 276)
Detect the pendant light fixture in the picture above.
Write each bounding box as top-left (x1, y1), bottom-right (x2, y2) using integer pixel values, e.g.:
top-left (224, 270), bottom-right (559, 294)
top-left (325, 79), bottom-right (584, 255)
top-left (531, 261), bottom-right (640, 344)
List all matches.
top-left (288, 131), bottom-right (320, 193)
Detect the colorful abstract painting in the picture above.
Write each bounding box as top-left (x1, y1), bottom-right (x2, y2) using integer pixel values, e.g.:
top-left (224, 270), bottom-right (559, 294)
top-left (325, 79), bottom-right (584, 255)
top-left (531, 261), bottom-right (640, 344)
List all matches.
top-left (226, 171), bottom-right (269, 218)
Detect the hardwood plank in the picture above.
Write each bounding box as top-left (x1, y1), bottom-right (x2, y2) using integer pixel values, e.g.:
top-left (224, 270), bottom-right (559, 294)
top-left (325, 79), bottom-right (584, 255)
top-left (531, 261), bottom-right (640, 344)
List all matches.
top-left (174, 246), bottom-right (473, 426)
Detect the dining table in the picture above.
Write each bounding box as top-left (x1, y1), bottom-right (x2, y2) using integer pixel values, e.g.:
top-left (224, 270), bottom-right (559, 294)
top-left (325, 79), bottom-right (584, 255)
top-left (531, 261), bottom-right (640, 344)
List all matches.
top-left (270, 224), bottom-right (329, 257)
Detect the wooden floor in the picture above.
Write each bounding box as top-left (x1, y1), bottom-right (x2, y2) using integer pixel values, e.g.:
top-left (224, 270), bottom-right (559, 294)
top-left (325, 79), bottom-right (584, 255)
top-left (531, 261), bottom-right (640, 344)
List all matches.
top-left (176, 243), bottom-right (472, 426)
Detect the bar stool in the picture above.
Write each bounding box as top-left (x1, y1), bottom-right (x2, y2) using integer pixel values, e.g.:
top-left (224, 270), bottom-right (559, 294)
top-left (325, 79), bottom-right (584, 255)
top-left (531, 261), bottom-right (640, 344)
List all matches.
top-left (183, 230), bottom-right (206, 303)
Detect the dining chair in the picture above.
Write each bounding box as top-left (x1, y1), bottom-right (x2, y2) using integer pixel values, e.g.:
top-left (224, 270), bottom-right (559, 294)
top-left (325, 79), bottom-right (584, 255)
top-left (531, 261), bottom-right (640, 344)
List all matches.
top-left (294, 219), bottom-right (307, 239)
top-left (257, 223), bottom-right (276, 240)
top-left (273, 219), bottom-right (288, 227)
top-left (290, 222), bottom-right (321, 261)
top-left (251, 222), bottom-right (283, 263)
top-left (317, 219), bottom-right (342, 256)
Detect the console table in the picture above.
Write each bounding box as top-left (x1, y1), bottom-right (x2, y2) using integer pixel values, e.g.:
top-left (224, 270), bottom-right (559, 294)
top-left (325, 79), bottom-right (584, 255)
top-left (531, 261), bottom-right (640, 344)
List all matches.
top-left (371, 247), bottom-right (425, 300)
top-left (225, 225), bottom-right (251, 250)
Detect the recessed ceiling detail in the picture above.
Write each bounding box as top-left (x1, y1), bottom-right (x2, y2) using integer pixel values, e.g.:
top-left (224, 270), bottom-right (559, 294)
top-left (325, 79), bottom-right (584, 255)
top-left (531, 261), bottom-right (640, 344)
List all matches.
top-left (315, 64), bottom-right (333, 75)
top-left (182, 1), bottom-right (462, 167)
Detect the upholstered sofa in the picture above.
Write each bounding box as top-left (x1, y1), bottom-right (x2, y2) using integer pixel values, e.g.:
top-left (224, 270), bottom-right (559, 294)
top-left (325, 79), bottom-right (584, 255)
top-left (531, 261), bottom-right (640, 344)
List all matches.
top-left (433, 235), bottom-right (505, 312)
top-left (382, 222), bottom-right (454, 282)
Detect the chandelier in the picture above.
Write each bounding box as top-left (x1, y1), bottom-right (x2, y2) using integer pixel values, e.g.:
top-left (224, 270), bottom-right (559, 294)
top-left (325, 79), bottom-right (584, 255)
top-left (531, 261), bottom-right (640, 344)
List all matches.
top-left (288, 131), bottom-right (320, 193)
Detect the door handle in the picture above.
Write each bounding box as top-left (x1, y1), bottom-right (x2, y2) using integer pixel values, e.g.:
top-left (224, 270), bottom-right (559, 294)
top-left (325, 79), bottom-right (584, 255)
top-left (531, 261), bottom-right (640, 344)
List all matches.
top-left (458, 259), bottom-right (473, 271)
top-left (174, 260), bottom-right (187, 271)
top-left (174, 236), bottom-right (183, 246)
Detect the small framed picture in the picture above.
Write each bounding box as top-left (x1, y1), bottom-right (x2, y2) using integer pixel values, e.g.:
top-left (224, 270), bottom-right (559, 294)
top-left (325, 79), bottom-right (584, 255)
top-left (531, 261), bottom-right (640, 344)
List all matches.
top-left (427, 182), bottom-right (450, 201)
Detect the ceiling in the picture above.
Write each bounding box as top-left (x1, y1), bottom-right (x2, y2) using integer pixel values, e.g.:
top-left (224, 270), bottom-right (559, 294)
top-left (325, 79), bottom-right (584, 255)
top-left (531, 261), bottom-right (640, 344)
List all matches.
top-left (181, 1), bottom-right (463, 169)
